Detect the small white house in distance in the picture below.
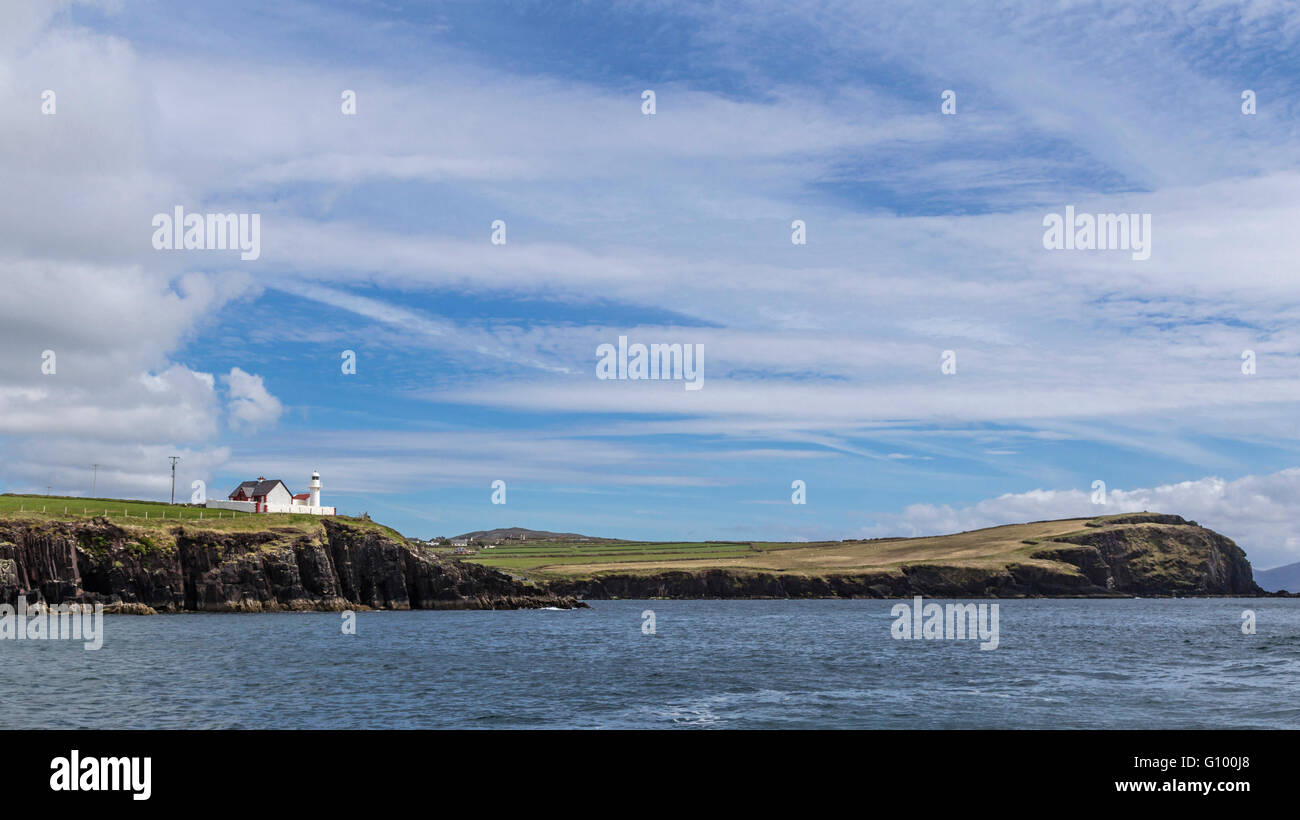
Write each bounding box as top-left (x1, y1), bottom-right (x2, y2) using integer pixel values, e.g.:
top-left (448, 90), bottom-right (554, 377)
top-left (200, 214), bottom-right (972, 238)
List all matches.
top-left (205, 471), bottom-right (336, 515)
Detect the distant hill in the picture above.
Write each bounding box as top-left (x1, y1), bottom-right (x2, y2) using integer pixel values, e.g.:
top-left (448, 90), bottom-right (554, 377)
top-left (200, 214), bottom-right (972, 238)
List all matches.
top-left (1254, 561), bottom-right (1300, 593)
top-left (449, 527), bottom-right (614, 543)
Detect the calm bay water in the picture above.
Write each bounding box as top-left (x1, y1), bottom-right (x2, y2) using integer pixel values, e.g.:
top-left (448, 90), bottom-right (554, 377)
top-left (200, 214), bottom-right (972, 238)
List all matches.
top-left (2, 599), bottom-right (1297, 729)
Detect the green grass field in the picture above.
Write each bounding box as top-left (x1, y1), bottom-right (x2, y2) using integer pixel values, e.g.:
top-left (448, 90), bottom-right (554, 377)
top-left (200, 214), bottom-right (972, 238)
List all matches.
top-left (0, 493), bottom-right (254, 520)
top-left (463, 540), bottom-right (785, 574)
top-left (0, 493), bottom-right (403, 540)
top-left (456, 517), bottom-right (1132, 580)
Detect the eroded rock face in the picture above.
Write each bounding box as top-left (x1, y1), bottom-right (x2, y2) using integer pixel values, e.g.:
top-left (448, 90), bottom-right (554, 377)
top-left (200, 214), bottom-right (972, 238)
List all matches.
top-left (0, 517), bottom-right (585, 613)
top-left (547, 566), bottom-right (1118, 600)
top-left (1050, 521), bottom-right (1260, 595)
top-left (0, 514), bottom-right (1266, 605)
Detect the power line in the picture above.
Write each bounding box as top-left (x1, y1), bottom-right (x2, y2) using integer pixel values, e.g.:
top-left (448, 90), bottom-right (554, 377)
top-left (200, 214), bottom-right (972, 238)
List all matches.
top-left (168, 456), bottom-right (181, 505)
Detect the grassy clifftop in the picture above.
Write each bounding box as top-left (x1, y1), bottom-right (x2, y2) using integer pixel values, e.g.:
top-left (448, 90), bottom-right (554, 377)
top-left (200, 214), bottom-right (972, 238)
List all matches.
top-left (461, 515), bottom-right (1120, 576)
top-left (464, 513), bottom-right (1264, 598)
top-left (0, 495), bottom-right (581, 612)
top-left (0, 493), bottom-right (404, 544)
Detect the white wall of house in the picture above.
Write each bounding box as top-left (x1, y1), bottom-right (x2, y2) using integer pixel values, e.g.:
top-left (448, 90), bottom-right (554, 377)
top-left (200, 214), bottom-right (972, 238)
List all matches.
top-left (206, 499), bottom-right (334, 515)
top-left (205, 500), bottom-right (257, 512)
top-left (263, 484), bottom-right (294, 507)
top-left (264, 503), bottom-right (337, 515)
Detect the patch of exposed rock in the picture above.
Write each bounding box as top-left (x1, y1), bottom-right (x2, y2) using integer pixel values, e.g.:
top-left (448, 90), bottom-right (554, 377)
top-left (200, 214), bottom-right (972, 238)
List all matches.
top-left (0, 517), bottom-right (585, 612)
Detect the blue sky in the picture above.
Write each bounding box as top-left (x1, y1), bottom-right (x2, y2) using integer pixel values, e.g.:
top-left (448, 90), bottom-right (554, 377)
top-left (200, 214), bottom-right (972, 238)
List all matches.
top-left (5, 1), bottom-right (1300, 566)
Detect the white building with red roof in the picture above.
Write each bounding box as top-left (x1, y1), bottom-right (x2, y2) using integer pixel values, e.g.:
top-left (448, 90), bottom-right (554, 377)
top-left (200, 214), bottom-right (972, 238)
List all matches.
top-left (206, 471), bottom-right (336, 515)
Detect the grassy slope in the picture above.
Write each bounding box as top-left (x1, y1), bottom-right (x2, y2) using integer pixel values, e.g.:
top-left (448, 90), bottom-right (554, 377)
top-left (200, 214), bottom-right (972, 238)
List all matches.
top-left (0, 494), bottom-right (404, 543)
top-left (462, 518), bottom-right (1113, 579)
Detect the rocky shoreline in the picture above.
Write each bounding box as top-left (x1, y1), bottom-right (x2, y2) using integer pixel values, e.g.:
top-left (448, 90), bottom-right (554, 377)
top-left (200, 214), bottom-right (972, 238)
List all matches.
top-left (0, 513), bottom-right (1275, 609)
top-left (0, 517), bottom-right (585, 613)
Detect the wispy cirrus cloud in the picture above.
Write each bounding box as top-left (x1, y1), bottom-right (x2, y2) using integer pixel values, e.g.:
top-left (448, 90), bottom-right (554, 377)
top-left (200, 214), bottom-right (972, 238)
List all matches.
top-left (4, 0), bottom-right (1300, 562)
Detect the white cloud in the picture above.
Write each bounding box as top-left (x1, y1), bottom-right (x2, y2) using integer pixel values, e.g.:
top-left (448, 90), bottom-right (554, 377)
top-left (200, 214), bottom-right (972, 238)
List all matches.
top-left (4, 0), bottom-right (1300, 551)
top-left (0, 5), bottom-right (272, 497)
top-left (222, 367), bottom-right (282, 431)
top-left (0, 438), bottom-right (232, 502)
top-left (856, 469), bottom-right (1300, 570)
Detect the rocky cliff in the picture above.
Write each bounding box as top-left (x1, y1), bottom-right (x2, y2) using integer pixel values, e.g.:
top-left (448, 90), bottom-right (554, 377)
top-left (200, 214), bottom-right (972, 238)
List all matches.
top-left (0, 516), bottom-right (584, 613)
top-left (1045, 516), bottom-right (1259, 595)
top-left (547, 515), bottom-right (1265, 599)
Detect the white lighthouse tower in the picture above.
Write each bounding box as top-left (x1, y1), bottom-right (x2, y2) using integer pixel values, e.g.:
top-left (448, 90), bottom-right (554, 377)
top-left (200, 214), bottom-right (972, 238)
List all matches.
top-left (309, 471), bottom-right (321, 508)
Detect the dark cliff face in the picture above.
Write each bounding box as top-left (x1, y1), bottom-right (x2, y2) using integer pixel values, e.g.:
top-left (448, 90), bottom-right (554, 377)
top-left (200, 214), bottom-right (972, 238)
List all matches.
top-left (547, 565), bottom-right (1120, 600)
top-left (548, 516), bottom-right (1266, 600)
top-left (0, 514), bottom-right (1264, 605)
top-left (0, 517), bottom-right (584, 613)
top-left (1048, 518), bottom-right (1260, 595)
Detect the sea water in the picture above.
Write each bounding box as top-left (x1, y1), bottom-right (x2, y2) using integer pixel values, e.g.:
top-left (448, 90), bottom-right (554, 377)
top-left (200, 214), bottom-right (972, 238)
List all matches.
top-left (1, 599), bottom-right (1295, 729)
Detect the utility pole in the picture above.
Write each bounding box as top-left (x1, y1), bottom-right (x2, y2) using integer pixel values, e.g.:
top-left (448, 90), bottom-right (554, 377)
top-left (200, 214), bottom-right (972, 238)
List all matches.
top-left (91, 464), bottom-right (98, 496)
top-left (168, 456), bottom-right (181, 505)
